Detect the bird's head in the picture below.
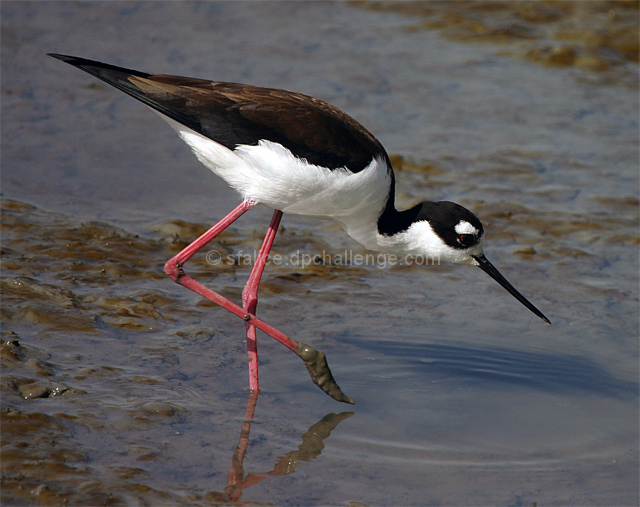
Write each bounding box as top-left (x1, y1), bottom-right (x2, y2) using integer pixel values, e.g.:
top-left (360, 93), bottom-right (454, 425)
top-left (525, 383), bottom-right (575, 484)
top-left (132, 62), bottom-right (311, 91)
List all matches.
top-left (406, 201), bottom-right (550, 324)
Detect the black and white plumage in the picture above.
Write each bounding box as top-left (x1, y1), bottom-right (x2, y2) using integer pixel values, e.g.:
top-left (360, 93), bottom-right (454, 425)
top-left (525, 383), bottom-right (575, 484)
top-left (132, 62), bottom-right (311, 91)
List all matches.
top-left (49, 54), bottom-right (549, 403)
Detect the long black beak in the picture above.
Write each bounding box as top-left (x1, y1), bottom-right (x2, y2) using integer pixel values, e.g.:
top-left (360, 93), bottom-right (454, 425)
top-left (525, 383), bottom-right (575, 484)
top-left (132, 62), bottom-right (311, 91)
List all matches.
top-left (472, 254), bottom-right (551, 324)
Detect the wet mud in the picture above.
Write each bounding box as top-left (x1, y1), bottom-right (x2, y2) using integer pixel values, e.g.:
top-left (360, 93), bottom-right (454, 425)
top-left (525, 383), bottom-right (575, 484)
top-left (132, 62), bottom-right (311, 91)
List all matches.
top-left (367, 0), bottom-right (638, 86)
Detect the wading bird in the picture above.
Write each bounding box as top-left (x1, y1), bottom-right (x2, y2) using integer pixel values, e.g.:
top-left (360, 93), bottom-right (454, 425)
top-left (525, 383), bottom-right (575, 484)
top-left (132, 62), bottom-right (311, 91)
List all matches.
top-left (49, 54), bottom-right (550, 404)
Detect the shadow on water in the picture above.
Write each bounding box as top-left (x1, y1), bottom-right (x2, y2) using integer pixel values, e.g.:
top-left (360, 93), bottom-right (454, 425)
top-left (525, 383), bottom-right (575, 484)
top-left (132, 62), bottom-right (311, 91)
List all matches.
top-left (353, 340), bottom-right (638, 400)
top-left (224, 392), bottom-right (353, 503)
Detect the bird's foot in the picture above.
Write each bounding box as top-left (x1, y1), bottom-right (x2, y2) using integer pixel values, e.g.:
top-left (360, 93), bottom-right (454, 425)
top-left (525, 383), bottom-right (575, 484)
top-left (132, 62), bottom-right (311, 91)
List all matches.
top-left (296, 342), bottom-right (355, 405)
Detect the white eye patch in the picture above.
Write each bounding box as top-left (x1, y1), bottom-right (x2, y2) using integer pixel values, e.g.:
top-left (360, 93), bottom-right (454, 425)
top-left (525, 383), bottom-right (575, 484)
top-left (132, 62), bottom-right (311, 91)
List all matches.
top-left (454, 220), bottom-right (479, 236)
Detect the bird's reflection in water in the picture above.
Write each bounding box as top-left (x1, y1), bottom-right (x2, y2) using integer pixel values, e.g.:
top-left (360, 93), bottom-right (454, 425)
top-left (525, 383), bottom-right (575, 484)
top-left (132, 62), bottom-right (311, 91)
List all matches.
top-left (225, 391), bottom-right (354, 502)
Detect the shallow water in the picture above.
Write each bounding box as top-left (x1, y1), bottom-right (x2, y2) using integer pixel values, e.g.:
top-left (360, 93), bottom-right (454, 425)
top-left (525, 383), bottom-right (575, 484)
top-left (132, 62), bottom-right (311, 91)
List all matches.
top-left (2, 1), bottom-right (638, 506)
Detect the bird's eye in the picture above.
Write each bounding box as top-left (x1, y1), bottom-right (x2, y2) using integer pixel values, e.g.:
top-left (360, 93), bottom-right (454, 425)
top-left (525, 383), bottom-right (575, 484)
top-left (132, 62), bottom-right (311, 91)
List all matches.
top-left (458, 234), bottom-right (475, 247)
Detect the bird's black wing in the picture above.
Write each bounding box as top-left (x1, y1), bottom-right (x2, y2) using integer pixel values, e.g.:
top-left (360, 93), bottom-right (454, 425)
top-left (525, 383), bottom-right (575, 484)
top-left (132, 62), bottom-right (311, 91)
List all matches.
top-left (49, 54), bottom-right (387, 172)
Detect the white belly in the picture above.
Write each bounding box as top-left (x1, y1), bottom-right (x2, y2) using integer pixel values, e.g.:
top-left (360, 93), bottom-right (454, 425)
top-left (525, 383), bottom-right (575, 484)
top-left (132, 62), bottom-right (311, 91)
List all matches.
top-left (165, 118), bottom-right (391, 222)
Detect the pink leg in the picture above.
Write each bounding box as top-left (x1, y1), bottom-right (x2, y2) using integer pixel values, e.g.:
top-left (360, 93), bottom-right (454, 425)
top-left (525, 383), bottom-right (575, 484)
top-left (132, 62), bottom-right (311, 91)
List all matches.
top-left (164, 200), bottom-right (255, 270)
top-left (164, 200), bottom-right (354, 404)
top-left (242, 210), bottom-right (283, 392)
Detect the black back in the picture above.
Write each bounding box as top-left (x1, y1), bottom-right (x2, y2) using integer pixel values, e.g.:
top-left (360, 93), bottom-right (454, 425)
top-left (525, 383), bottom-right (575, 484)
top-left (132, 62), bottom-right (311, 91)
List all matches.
top-left (49, 54), bottom-right (388, 172)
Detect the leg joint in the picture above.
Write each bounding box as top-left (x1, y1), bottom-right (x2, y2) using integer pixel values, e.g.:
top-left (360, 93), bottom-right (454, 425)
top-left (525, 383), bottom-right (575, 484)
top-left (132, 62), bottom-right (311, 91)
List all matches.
top-left (164, 258), bottom-right (185, 283)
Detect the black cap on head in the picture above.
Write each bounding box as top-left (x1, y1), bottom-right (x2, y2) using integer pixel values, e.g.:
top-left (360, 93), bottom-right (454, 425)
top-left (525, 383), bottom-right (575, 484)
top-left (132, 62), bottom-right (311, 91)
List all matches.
top-left (416, 201), bottom-right (483, 250)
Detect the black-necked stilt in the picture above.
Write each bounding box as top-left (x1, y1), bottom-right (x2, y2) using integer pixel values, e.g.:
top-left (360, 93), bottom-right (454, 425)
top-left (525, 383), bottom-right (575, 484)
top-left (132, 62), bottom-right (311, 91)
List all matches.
top-left (49, 54), bottom-right (550, 404)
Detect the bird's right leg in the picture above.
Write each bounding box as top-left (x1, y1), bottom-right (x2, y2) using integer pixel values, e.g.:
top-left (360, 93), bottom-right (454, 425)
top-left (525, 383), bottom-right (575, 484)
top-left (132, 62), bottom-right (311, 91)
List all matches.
top-left (241, 210), bottom-right (283, 392)
top-left (163, 200), bottom-right (354, 404)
